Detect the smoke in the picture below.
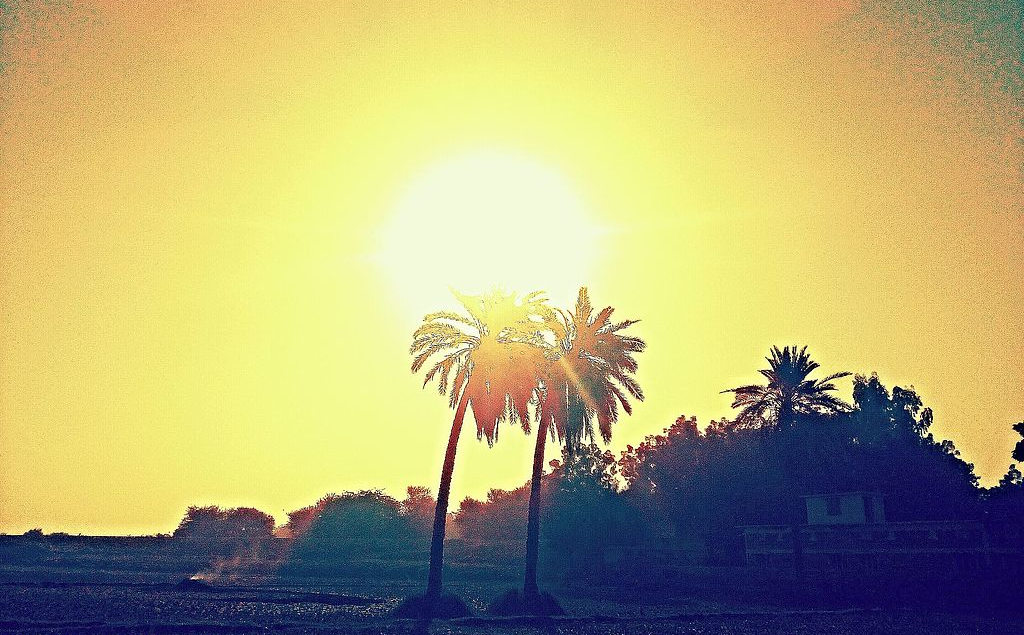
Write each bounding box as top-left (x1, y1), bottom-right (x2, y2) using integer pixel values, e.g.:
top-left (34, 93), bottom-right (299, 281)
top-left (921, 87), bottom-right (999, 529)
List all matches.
top-left (188, 541), bottom-right (286, 585)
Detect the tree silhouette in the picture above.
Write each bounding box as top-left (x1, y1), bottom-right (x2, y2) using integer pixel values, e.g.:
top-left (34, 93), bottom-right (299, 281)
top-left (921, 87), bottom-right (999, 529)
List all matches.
top-left (289, 491), bottom-right (417, 560)
top-left (843, 374), bottom-right (978, 520)
top-left (401, 486), bottom-right (435, 537)
top-left (723, 345), bottom-right (851, 429)
top-left (542, 444), bottom-right (636, 582)
top-left (519, 288), bottom-right (645, 611)
top-left (998, 464), bottom-right (1022, 489)
top-left (173, 506), bottom-right (274, 542)
top-left (723, 345), bottom-right (850, 573)
top-left (403, 289), bottom-right (552, 615)
top-left (1012, 421), bottom-right (1024, 463)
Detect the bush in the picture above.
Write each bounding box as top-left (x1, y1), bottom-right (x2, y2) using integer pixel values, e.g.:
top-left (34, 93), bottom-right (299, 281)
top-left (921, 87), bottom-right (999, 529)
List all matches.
top-left (173, 506), bottom-right (275, 542)
top-left (287, 490), bottom-right (428, 565)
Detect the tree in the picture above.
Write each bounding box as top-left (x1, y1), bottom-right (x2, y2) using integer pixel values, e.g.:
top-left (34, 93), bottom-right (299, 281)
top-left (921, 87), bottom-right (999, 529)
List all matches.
top-left (998, 464), bottom-right (1022, 489)
top-left (173, 505), bottom-right (275, 542)
top-left (401, 486), bottom-right (436, 537)
top-left (402, 289), bottom-right (552, 616)
top-left (543, 444), bottom-right (636, 581)
top-left (845, 374), bottom-right (979, 520)
top-left (620, 415), bottom-right (779, 565)
top-left (723, 345), bottom-right (851, 429)
top-left (983, 464), bottom-right (1024, 520)
top-left (980, 424), bottom-right (1024, 521)
top-left (455, 486), bottom-right (530, 543)
top-left (173, 506), bottom-right (276, 569)
top-left (284, 494), bottom-right (342, 539)
top-left (290, 490), bottom-right (417, 560)
top-left (520, 288), bottom-right (645, 610)
top-left (723, 345), bottom-right (850, 573)
top-left (174, 506), bottom-right (223, 538)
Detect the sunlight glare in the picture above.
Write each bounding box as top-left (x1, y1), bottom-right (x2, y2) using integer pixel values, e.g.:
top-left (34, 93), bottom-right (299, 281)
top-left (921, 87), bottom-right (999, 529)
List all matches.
top-left (375, 150), bottom-right (601, 315)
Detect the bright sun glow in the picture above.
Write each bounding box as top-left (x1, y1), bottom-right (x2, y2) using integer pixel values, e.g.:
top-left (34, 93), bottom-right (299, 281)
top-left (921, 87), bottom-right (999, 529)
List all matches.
top-left (376, 150), bottom-right (601, 314)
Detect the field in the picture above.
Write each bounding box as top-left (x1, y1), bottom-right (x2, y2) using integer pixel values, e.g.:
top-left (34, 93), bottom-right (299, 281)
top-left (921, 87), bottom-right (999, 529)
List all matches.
top-left (1, 563), bottom-right (1021, 635)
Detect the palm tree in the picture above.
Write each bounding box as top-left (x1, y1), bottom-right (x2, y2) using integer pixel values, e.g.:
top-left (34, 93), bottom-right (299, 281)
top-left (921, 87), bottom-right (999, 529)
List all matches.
top-left (723, 345), bottom-right (851, 429)
top-left (722, 345), bottom-right (850, 575)
top-left (403, 289), bottom-right (552, 616)
top-left (518, 288), bottom-right (645, 612)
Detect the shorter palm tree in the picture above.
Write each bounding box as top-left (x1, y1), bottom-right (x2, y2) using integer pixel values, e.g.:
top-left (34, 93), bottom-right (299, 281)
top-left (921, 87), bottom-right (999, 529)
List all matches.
top-left (723, 345), bottom-right (850, 429)
top-left (495, 288), bottom-right (645, 615)
top-left (723, 345), bottom-right (850, 575)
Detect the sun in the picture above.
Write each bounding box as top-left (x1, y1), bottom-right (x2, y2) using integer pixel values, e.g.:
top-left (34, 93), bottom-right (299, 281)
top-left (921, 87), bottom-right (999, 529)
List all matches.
top-left (375, 150), bottom-right (602, 315)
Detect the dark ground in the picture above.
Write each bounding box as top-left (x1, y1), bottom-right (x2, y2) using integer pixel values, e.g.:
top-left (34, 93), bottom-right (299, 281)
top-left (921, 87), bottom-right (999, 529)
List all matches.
top-left (1, 564), bottom-right (1021, 635)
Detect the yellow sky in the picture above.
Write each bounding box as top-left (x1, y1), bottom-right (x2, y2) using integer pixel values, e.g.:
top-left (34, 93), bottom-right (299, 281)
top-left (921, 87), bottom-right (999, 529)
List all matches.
top-left (1, 1), bottom-right (1022, 534)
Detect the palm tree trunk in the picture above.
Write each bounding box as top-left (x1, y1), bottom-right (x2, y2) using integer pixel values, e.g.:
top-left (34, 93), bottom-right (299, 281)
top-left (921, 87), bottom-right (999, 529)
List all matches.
top-left (523, 417), bottom-right (549, 598)
top-left (778, 402), bottom-right (804, 578)
top-left (790, 515), bottom-right (804, 577)
top-left (425, 387), bottom-right (470, 601)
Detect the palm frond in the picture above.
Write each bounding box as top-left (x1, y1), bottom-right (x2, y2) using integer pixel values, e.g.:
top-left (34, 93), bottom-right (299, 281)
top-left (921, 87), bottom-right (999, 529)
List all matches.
top-left (422, 310), bottom-right (480, 330)
top-left (818, 371), bottom-right (852, 384)
top-left (574, 287), bottom-right (593, 325)
top-left (603, 319), bottom-right (640, 334)
top-left (726, 346), bottom-right (850, 427)
top-left (590, 306), bottom-right (614, 328)
top-left (538, 288), bottom-right (644, 452)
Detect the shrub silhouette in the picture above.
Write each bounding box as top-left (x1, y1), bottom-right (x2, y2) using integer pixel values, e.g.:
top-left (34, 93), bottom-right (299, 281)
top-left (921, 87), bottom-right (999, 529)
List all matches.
top-left (981, 424), bottom-right (1024, 520)
top-left (401, 486), bottom-right (436, 538)
top-left (171, 505), bottom-right (277, 573)
top-left (173, 506), bottom-right (274, 542)
top-left (454, 486), bottom-right (532, 543)
top-left (289, 490), bottom-right (422, 562)
top-left (543, 444), bottom-right (639, 582)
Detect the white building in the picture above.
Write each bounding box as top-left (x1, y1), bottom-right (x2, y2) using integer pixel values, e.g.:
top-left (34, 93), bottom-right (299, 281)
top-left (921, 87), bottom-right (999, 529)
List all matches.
top-left (803, 492), bottom-right (885, 525)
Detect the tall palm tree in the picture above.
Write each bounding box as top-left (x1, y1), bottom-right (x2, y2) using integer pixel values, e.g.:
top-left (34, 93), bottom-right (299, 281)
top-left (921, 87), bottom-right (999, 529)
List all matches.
top-left (521, 288), bottom-right (645, 608)
top-left (722, 345), bottom-right (850, 574)
top-left (407, 289), bottom-right (551, 614)
top-left (723, 345), bottom-right (851, 429)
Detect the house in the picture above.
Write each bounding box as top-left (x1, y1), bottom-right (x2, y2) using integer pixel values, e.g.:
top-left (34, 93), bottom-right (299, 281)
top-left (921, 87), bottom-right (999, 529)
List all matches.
top-left (803, 492), bottom-right (885, 525)
top-left (741, 492), bottom-right (1024, 578)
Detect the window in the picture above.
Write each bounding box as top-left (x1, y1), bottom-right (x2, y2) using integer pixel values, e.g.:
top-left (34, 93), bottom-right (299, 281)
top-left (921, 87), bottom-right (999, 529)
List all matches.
top-left (826, 496), bottom-right (842, 516)
top-left (864, 496), bottom-right (875, 523)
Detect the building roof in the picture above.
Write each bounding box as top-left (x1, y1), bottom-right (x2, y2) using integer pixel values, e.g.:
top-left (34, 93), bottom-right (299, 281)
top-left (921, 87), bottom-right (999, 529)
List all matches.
top-left (800, 491), bottom-right (884, 498)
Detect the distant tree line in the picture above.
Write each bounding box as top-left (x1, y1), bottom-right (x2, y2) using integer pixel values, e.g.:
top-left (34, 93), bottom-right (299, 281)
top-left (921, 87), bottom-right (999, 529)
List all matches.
top-left (159, 365), bottom-right (1022, 591)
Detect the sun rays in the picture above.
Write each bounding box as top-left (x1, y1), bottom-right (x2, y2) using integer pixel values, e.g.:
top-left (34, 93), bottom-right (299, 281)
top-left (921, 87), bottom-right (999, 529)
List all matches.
top-left (374, 150), bottom-right (603, 318)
